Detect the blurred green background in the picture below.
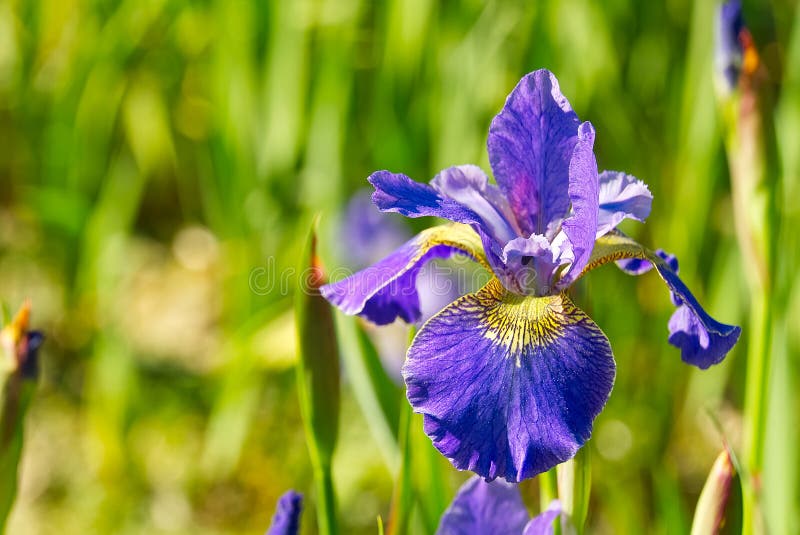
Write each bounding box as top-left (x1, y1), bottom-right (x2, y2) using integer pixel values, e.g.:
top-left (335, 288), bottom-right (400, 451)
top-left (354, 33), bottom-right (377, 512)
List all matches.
top-left (1, 0), bottom-right (799, 533)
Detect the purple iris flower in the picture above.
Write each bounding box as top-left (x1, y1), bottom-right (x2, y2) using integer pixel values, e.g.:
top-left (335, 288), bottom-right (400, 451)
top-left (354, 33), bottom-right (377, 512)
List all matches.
top-left (339, 190), bottom-right (462, 326)
top-left (265, 490), bottom-right (303, 535)
top-left (322, 70), bottom-right (741, 482)
top-left (340, 191), bottom-right (464, 378)
top-left (715, 0), bottom-right (745, 91)
top-left (437, 476), bottom-right (560, 535)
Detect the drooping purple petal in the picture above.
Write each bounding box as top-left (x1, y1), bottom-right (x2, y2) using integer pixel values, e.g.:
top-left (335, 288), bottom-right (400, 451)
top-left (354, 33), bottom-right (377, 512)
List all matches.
top-left (321, 225), bottom-right (486, 325)
top-left (557, 121), bottom-right (599, 288)
top-left (487, 70), bottom-right (581, 236)
top-left (404, 279), bottom-right (615, 482)
top-left (596, 170), bottom-right (653, 238)
top-left (581, 232), bottom-right (740, 368)
top-left (617, 249), bottom-right (680, 305)
top-left (436, 476), bottom-right (530, 535)
top-left (266, 490), bottom-right (303, 535)
top-left (654, 262), bottom-right (741, 369)
top-left (370, 170), bottom-right (482, 226)
top-left (523, 500), bottom-right (562, 535)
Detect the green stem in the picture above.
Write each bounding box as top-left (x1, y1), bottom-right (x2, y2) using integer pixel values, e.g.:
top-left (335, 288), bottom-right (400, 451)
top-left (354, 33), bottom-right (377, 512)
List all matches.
top-left (557, 446), bottom-right (591, 534)
top-left (0, 374), bottom-right (35, 533)
top-left (742, 289), bottom-right (772, 535)
top-left (387, 403), bottom-right (413, 535)
top-left (314, 464), bottom-right (338, 535)
top-left (540, 467), bottom-right (560, 535)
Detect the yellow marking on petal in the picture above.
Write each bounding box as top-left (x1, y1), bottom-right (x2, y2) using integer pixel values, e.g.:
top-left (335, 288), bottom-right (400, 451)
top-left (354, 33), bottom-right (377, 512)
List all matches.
top-left (578, 230), bottom-right (650, 279)
top-left (463, 279), bottom-right (582, 361)
top-left (408, 223), bottom-right (490, 271)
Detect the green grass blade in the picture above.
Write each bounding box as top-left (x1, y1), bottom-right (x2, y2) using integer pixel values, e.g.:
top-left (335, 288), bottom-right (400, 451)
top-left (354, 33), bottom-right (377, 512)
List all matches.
top-left (295, 218), bottom-right (341, 535)
top-left (334, 314), bottom-right (402, 472)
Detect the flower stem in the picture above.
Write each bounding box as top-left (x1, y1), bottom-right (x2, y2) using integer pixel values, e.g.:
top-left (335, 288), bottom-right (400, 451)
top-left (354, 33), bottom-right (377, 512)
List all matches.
top-left (314, 464), bottom-right (338, 535)
top-left (540, 467), bottom-right (560, 535)
top-left (387, 403), bottom-right (413, 535)
top-left (716, 32), bottom-right (779, 532)
top-left (558, 445), bottom-right (591, 534)
top-left (742, 289), bottom-right (772, 534)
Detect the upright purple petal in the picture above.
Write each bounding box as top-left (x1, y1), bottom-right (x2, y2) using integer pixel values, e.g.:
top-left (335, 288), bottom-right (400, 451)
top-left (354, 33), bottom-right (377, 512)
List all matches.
top-left (321, 225), bottom-right (486, 325)
top-left (436, 476), bottom-right (530, 535)
top-left (596, 170), bottom-right (653, 238)
top-left (404, 279), bottom-right (615, 482)
top-left (557, 121), bottom-right (599, 288)
top-left (431, 165), bottom-right (519, 244)
top-left (488, 70), bottom-right (581, 235)
top-left (523, 501), bottom-right (562, 535)
top-left (266, 490), bottom-right (303, 535)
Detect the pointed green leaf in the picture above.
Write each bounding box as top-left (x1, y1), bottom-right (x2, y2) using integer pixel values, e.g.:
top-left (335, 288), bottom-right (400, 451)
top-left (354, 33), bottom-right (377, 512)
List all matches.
top-left (295, 217), bottom-right (340, 535)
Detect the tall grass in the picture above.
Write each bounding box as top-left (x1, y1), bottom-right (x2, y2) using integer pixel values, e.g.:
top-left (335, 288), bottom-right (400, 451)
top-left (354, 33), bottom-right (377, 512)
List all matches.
top-left (0, 1), bottom-right (797, 533)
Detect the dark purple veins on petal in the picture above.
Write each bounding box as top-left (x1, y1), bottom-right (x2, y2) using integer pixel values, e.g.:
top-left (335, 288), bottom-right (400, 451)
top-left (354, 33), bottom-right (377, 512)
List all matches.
top-left (487, 69), bottom-right (581, 236)
top-left (403, 278), bottom-right (615, 482)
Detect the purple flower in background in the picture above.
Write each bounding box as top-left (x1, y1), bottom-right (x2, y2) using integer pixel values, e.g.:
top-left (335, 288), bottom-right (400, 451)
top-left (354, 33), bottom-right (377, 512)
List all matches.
top-left (341, 190), bottom-right (411, 269)
top-left (322, 70), bottom-right (741, 482)
top-left (715, 0), bottom-right (745, 91)
top-left (437, 476), bottom-right (560, 535)
top-left (340, 190), bottom-right (462, 325)
top-left (715, 0), bottom-right (760, 94)
top-left (1, 301), bottom-right (44, 379)
top-left (265, 490), bottom-right (303, 535)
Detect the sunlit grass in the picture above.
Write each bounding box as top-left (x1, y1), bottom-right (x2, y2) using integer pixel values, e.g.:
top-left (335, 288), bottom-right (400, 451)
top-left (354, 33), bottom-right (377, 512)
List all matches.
top-left (0, 1), bottom-right (797, 533)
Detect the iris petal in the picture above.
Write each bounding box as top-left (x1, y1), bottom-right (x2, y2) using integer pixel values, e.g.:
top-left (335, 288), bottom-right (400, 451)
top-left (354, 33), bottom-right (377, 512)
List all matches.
top-left (431, 165), bottom-right (519, 244)
top-left (436, 476), bottom-right (531, 535)
top-left (523, 500), bottom-right (562, 535)
top-left (369, 170), bottom-right (482, 225)
top-left (321, 224), bottom-right (487, 325)
top-left (370, 168), bottom-right (520, 267)
top-left (581, 231), bottom-right (741, 368)
top-left (596, 170), bottom-right (653, 238)
top-left (266, 490), bottom-right (303, 535)
top-left (656, 263), bottom-right (741, 369)
top-left (501, 234), bottom-right (559, 295)
top-left (557, 121), bottom-right (599, 288)
top-left (487, 70), bottom-right (582, 236)
top-left (404, 278), bottom-right (615, 482)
